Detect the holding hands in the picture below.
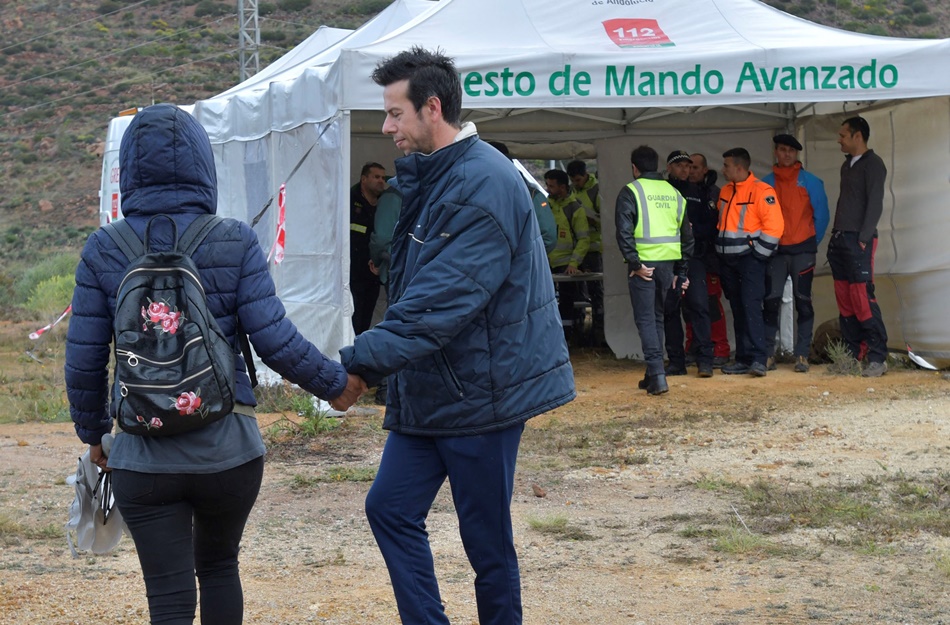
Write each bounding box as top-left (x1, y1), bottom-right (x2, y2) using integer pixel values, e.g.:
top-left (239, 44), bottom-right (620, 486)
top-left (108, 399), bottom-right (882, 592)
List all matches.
top-left (330, 373), bottom-right (368, 412)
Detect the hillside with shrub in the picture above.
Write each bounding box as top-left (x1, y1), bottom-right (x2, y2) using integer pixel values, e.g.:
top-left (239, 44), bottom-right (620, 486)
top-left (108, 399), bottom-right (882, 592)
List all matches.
top-left (0, 0), bottom-right (947, 320)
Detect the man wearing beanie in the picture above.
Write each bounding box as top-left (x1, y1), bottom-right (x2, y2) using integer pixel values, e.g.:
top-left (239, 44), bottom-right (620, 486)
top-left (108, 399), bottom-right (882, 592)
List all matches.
top-left (761, 134), bottom-right (829, 373)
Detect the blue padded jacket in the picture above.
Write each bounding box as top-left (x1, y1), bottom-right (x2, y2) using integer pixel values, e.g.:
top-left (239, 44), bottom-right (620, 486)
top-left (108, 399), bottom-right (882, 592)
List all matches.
top-left (340, 133), bottom-right (576, 436)
top-left (65, 104), bottom-right (347, 445)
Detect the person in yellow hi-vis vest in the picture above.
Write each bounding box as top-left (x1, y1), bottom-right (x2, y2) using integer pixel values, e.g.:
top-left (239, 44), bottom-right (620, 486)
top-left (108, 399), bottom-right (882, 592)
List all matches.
top-left (615, 146), bottom-right (694, 395)
top-left (568, 160), bottom-right (604, 345)
top-left (544, 169), bottom-right (589, 343)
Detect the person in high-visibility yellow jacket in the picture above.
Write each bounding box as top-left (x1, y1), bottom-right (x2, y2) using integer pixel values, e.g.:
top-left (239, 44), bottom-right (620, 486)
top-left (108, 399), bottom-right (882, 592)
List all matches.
top-left (544, 169), bottom-right (589, 342)
top-left (568, 160), bottom-right (604, 345)
top-left (716, 147), bottom-right (784, 377)
top-left (615, 146), bottom-right (694, 396)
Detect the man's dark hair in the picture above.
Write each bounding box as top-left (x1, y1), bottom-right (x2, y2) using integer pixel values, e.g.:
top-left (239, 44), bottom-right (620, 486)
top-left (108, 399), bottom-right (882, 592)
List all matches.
top-left (544, 169), bottom-right (569, 187)
top-left (722, 147), bottom-right (751, 170)
top-left (691, 153), bottom-right (708, 168)
top-left (566, 160), bottom-right (587, 177)
top-left (487, 140), bottom-right (511, 160)
top-left (371, 46), bottom-right (462, 127)
top-left (361, 162), bottom-right (385, 177)
top-left (842, 116), bottom-right (870, 142)
top-left (630, 145), bottom-right (658, 174)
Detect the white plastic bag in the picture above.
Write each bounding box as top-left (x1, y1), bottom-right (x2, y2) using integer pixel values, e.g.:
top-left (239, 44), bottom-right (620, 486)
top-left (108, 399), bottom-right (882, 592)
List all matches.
top-left (65, 448), bottom-right (128, 557)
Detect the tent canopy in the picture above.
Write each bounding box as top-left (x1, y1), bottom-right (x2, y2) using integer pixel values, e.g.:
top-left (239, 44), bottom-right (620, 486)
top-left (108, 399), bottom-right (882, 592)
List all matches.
top-left (184, 0), bottom-right (950, 365)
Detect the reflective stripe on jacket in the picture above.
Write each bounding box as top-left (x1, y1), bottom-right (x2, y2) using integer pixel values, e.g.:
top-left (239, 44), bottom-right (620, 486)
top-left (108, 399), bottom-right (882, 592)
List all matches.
top-left (627, 179), bottom-right (685, 262)
top-left (716, 172), bottom-right (784, 260)
top-left (548, 194), bottom-right (589, 269)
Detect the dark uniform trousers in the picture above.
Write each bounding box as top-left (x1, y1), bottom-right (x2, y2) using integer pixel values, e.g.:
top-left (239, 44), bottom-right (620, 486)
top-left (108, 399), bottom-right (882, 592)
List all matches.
top-left (826, 230), bottom-right (888, 363)
top-left (719, 253), bottom-right (768, 366)
top-left (763, 252), bottom-right (816, 359)
top-left (665, 253), bottom-right (714, 368)
top-left (628, 260), bottom-right (675, 377)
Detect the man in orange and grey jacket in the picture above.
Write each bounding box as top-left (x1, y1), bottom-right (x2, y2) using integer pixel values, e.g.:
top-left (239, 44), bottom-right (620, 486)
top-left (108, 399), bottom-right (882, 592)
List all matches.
top-left (761, 134), bottom-right (829, 373)
top-left (716, 147), bottom-right (784, 377)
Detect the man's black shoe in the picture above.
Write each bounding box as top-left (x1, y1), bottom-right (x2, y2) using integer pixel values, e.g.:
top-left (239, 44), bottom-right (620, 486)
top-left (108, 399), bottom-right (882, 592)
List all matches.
top-left (665, 365), bottom-right (688, 376)
top-left (647, 374), bottom-right (669, 395)
top-left (638, 375), bottom-right (649, 390)
top-left (712, 356), bottom-right (730, 368)
top-left (749, 362), bottom-right (768, 377)
top-left (697, 364), bottom-right (714, 378)
top-left (722, 362), bottom-right (751, 375)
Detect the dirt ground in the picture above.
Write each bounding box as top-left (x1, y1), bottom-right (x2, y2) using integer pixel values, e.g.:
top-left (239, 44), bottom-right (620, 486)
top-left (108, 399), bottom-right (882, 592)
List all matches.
top-left (2, 351), bottom-right (950, 624)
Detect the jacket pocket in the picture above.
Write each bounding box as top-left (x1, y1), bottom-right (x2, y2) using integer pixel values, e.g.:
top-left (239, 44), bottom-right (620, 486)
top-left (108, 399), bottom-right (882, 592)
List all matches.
top-left (437, 349), bottom-right (465, 399)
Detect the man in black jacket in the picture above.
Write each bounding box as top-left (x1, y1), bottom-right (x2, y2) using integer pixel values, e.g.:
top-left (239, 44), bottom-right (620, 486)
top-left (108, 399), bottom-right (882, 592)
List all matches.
top-left (827, 116), bottom-right (889, 377)
top-left (616, 146), bottom-right (694, 395)
top-left (663, 150), bottom-right (714, 378)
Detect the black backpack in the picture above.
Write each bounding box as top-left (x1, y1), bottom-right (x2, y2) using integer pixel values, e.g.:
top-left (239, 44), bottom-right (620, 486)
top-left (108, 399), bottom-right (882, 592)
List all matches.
top-left (103, 214), bottom-right (236, 437)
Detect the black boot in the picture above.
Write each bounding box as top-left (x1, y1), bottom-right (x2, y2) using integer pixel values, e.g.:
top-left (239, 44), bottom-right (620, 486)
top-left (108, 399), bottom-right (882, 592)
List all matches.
top-left (646, 373), bottom-right (669, 395)
top-left (638, 374), bottom-right (649, 390)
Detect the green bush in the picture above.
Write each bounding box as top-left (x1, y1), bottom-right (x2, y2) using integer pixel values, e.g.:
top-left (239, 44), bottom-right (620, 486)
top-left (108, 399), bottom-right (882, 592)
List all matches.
top-left (261, 29), bottom-right (288, 43)
top-left (26, 275), bottom-right (75, 320)
top-left (912, 13), bottom-right (936, 26)
top-left (96, 1), bottom-right (121, 15)
top-left (194, 1), bottom-right (231, 17)
top-left (344, 0), bottom-right (389, 15)
top-left (277, 0), bottom-right (312, 11)
top-left (259, 2), bottom-right (277, 16)
top-left (13, 253), bottom-right (80, 306)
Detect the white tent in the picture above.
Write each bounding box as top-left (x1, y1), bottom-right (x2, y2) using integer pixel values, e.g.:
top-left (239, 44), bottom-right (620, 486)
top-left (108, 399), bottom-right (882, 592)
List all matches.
top-left (185, 0), bottom-right (950, 366)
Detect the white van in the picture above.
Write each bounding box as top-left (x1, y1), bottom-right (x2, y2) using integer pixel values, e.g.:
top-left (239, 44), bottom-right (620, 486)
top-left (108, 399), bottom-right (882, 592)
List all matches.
top-left (97, 110), bottom-right (138, 225)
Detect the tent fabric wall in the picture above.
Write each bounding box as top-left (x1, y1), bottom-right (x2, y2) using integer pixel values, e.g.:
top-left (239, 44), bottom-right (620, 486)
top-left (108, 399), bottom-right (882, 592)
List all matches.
top-left (800, 96), bottom-right (950, 365)
top-left (180, 0), bottom-right (950, 366)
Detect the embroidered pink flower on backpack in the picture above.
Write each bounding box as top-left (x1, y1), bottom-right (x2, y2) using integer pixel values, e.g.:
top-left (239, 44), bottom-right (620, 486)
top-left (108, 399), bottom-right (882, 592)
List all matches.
top-left (174, 391), bottom-right (202, 415)
top-left (136, 415), bottom-right (164, 430)
top-left (141, 299), bottom-right (185, 334)
top-left (161, 311), bottom-right (182, 335)
top-left (147, 301), bottom-right (170, 323)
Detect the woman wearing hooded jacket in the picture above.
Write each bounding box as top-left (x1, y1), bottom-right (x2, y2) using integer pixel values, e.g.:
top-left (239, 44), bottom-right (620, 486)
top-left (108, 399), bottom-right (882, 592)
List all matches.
top-left (65, 104), bottom-right (363, 625)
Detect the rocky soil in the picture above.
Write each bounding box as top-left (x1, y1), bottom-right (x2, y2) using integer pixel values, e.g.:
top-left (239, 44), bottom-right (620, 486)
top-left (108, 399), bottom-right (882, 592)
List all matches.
top-left (2, 353), bottom-right (950, 624)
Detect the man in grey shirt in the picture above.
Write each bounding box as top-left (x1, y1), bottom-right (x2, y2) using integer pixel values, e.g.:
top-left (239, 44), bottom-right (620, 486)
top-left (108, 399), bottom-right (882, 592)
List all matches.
top-left (826, 116), bottom-right (888, 377)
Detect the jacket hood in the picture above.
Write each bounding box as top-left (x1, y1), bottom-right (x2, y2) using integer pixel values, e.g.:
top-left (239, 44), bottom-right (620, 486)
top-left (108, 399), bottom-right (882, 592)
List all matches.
top-left (703, 169), bottom-right (718, 188)
top-left (119, 104), bottom-right (217, 217)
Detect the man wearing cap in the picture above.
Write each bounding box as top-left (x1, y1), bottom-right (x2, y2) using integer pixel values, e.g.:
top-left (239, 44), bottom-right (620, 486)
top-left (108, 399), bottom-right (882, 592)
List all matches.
top-left (664, 149), bottom-right (715, 378)
top-left (761, 134), bottom-right (829, 373)
top-left (616, 145), bottom-right (693, 395)
top-left (716, 147), bottom-right (784, 377)
top-left (828, 116), bottom-right (889, 377)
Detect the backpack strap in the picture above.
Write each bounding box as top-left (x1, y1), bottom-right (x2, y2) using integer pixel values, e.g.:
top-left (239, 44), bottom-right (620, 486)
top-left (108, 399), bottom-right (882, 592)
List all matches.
top-left (102, 220), bottom-right (145, 263)
top-left (178, 214), bottom-right (225, 256)
top-left (177, 214), bottom-right (259, 387)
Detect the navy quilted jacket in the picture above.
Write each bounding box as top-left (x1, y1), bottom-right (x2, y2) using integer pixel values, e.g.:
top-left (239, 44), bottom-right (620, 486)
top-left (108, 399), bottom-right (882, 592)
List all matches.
top-left (65, 104), bottom-right (347, 445)
top-left (340, 134), bottom-right (576, 436)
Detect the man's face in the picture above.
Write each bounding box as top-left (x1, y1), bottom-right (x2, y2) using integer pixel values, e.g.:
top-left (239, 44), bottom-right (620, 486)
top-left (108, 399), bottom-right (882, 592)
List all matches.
top-left (721, 157), bottom-right (743, 183)
top-left (361, 167), bottom-right (387, 198)
top-left (668, 160), bottom-right (690, 181)
top-left (688, 155), bottom-right (707, 184)
top-left (838, 124), bottom-right (858, 154)
top-left (382, 79), bottom-right (435, 155)
top-left (545, 178), bottom-right (567, 199)
top-left (569, 174), bottom-right (588, 190)
top-left (774, 144), bottom-right (799, 168)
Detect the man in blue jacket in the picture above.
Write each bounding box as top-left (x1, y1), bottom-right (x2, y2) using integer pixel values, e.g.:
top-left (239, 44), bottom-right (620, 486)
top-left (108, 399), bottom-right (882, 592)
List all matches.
top-left (339, 47), bottom-right (576, 625)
